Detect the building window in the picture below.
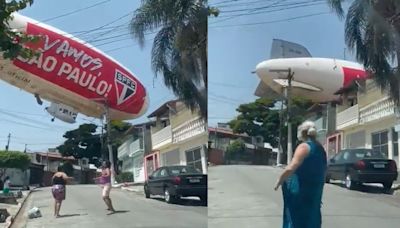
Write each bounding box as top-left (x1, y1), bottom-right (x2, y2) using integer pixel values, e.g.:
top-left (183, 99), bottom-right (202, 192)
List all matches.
top-left (186, 147), bottom-right (202, 172)
top-left (372, 131), bottom-right (389, 157)
top-left (393, 128), bottom-right (398, 157)
top-left (161, 149), bottom-right (180, 166)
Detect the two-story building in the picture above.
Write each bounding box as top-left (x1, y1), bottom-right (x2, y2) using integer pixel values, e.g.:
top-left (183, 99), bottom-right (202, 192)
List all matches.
top-left (144, 100), bottom-right (207, 179)
top-left (117, 122), bottom-right (153, 183)
top-left (332, 79), bottom-right (400, 166)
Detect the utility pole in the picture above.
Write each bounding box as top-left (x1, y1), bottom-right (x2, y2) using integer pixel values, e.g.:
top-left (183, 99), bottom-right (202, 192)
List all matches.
top-left (286, 69), bottom-right (294, 164)
top-left (277, 100), bottom-right (284, 166)
top-left (5, 133), bottom-right (10, 151)
top-left (104, 104), bottom-right (116, 185)
top-left (24, 144), bottom-right (27, 153)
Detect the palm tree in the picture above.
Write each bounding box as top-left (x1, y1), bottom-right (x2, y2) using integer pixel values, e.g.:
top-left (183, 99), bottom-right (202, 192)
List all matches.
top-left (130, 0), bottom-right (212, 118)
top-left (327, 0), bottom-right (400, 104)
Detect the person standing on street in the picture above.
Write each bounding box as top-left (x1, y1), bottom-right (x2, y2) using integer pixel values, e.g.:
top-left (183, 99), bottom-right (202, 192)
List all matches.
top-left (274, 121), bottom-right (327, 228)
top-left (52, 166), bottom-right (73, 218)
top-left (95, 160), bottom-right (116, 213)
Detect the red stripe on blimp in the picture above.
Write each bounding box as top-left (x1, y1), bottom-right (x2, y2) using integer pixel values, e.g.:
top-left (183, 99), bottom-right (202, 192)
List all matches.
top-left (13, 22), bottom-right (146, 116)
top-left (342, 67), bottom-right (367, 88)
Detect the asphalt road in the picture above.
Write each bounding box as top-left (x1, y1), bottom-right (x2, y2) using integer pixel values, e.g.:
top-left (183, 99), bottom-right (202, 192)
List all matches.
top-left (208, 165), bottom-right (400, 228)
top-left (14, 185), bottom-right (207, 228)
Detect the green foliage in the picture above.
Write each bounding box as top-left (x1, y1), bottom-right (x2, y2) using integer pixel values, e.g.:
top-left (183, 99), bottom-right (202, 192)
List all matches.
top-left (0, 150), bottom-right (30, 169)
top-left (0, 0), bottom-right (39, 60)
top-left (60, 162), bottom-right (74, 176)
top-left (229, 98), bottom-right (313, 149)
top-left (225, 139), bottom-right (246, 162)
top-left (115, 172), bottom-right (133, 183)
top-left (57, 122), bottom-right (132, 167)
top-left (327, 0), bottom-right (400, 106)
top-left (130, 0), bottom-right (207, 118)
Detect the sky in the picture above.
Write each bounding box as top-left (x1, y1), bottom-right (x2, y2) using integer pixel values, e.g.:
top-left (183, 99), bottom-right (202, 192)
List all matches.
top-left (0, 0), bottom-right (175, 152)
top-left (208, 0), bottom-right (354, 127)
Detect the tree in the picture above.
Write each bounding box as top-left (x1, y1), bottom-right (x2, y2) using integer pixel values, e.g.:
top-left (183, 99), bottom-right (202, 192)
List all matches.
top-left (129, 0), bottom-right (216, 118)
top-left (229, 97), bottom-right (313, 153)
top-left (226, 139), bottom-right (245, 163)
top-left (60, 162), bottom-right (74, 177)
top-left (1, 0), bottom-right (38, 59)
top-left (327, 0), bottom-right (400, 105)
top-left (57, 121), bottom-right (131, 172)
top-left (0, 150), bottom-right (30, 179)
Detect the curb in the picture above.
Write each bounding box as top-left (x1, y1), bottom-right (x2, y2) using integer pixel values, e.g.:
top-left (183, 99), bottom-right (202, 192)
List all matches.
top-left (5, 189), bottom-right (34, 228)
top-left (121, 186), bottom-right (144, 194)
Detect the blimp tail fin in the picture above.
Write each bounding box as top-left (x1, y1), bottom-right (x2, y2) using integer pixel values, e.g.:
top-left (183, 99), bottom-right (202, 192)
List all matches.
top-left (270, 39), bottom-right (312, 59)
top-left (254, 81), bottom-right (283, 100)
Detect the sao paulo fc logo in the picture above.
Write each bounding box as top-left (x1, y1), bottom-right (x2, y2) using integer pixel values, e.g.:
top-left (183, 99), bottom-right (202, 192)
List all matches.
top-left (114, 69), bottom-right (137, 105)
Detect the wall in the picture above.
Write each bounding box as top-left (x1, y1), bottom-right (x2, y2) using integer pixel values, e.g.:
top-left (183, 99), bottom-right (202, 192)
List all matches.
top-left (358, 80), bottom-right (383, 108)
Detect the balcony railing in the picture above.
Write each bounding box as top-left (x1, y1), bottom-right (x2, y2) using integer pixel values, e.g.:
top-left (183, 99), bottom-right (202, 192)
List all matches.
top-left (151, 125), bottom-right (172, 149)
top-left (359, 97), bottom-right (395, 124)
top-left (336, 104), bottom-right (359, 130)
top-left (172, 118), bottom-right (206, 144)
top-left (117, 139), bottom-right (131, 159)
top-left (129, 139), bottom-right (143, 156)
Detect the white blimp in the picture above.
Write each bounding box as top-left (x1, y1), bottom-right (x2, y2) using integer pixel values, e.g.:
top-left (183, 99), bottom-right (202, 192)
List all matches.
top-left (254, 39), bottom-right (367, 102)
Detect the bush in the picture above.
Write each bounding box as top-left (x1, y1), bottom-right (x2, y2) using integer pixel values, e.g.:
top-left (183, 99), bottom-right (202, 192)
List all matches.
top-left (0, 151), bottom-right (30, 179)
top-left (115, 172), bottom-right (133, 183)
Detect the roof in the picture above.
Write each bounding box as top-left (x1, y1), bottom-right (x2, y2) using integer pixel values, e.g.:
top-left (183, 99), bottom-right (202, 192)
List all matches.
top-left (147, 100), bottom-right (179, 118)
top-left (208, 127), bottom-right (250, 138)
top-left (124, 120), bottom-right (155, 135)
top-left (36, 152), bottom-right (75, 160)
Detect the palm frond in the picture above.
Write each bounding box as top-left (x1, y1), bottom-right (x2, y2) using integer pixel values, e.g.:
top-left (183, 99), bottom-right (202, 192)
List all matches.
top-left (327, 0), bottom-right (346, 19)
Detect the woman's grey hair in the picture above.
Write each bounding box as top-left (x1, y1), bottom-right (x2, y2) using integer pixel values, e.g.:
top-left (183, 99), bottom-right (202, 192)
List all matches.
top-left (298, 120), bottom-right (317, 140)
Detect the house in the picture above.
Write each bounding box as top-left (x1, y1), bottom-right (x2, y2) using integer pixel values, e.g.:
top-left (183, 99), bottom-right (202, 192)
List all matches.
top-left (29, 152), bottom-right (77, 172)
top-left (208, 125), bottom-right (272, 165)
top-left (332, 79), bottom-right (400, 167)
top-left (144, 100), bottom-right (207, 179)
top-left (117, 121), bottom-right (153, 183)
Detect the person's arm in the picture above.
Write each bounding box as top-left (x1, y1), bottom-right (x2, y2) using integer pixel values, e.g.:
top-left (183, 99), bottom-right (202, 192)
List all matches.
top-left (104, 168), bottom-right (111, 177)
top-left (274, 143), bottom-right (310, 191)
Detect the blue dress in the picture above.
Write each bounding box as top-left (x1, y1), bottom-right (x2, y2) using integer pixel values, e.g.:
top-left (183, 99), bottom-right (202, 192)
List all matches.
top-left (282, 140), bottom-right (327, 228)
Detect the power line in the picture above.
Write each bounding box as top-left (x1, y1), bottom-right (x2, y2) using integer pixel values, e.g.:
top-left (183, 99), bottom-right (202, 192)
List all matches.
top-left (210, 11), bottom-right (330, 28)
top-left (41, 0), bottom-right (112, 23)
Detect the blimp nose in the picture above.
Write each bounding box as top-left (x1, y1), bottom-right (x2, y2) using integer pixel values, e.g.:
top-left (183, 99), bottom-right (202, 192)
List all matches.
top-left (255, 61), bottom-right (270, 79)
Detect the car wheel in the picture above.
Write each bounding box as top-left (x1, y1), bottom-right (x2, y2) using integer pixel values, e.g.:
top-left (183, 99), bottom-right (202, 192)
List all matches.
top-left (382, 182), bottom-right (393, 192)
top-left (164, 188), bottom-right (175, 204)
top-left (144, 185), bottom-right (150, 199)
top-left (345, 174), bottom-right (356, 190)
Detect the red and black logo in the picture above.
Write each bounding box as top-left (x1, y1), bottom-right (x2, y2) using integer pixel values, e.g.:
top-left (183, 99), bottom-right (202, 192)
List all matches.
top-left (114, 69), bottom-right (137, 105)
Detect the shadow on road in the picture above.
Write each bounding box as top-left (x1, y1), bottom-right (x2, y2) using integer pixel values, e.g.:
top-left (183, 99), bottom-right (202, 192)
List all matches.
top-left (57, 213), bottom-right (87, 218)
top-left (328, 182), bottom-right (395, 195)
top-left (150, 197), bottom-right (207, 207)
top-left (107, 210), bottom-right (129, 215)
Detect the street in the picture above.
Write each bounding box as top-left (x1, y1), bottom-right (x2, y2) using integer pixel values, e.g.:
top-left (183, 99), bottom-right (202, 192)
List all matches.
top-left (14, 185), bottom-right (207, 228)
top-left (208, 165), bottom-right (400, 228)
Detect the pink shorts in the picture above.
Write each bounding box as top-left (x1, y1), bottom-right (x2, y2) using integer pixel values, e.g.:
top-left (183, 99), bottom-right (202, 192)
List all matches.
top-left (102, 183), bottom-right (111, 197)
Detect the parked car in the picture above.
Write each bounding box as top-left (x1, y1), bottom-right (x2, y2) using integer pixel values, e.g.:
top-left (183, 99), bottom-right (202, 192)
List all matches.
top-left (144, 165), bottom-right (207, 204)
top-left (326, 148), bottom-right (398, 191)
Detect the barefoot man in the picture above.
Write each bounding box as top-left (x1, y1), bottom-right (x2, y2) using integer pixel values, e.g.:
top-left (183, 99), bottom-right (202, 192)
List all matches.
top-left (95, 160), bottom-right (116, 213)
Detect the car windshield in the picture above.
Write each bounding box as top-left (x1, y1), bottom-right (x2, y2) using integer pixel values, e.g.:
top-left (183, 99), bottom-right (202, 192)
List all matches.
top-left (351, 150), bottom-right (386, 159)
top-left (169, 166), bottom-right (201, 175)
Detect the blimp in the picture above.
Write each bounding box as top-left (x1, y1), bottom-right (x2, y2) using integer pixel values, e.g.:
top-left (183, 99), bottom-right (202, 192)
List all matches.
top-left (0, 13), bottom-right (149, 121)
top-left (254, 39), bottom-right (367, 102)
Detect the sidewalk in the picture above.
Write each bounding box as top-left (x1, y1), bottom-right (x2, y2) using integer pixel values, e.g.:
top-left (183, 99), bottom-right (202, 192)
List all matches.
top-left (0, 189), bottom-right (32, 228)
top-left (119, 182), bottom-right (144, 194)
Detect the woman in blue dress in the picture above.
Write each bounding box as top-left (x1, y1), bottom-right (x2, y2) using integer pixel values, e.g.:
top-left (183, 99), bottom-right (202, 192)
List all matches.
top-left (274, 121), bottom-right (327, 228)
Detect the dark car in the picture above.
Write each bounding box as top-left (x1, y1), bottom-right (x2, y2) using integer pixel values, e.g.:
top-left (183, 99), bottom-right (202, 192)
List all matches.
top-left (326, 148), bottom-right (398, 191)
top-left (144, 165), bottom-right (207, 204)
